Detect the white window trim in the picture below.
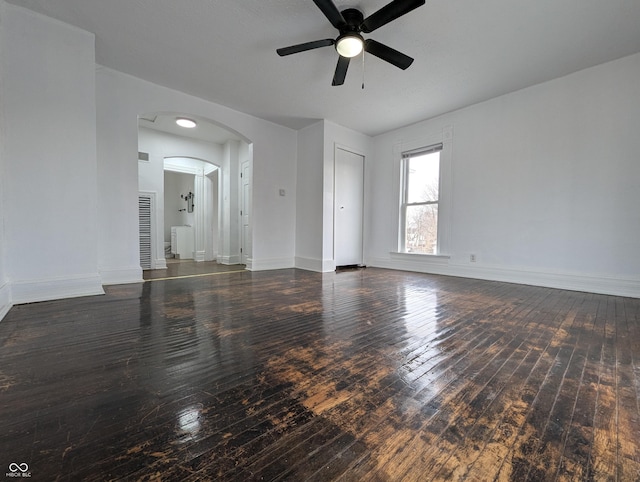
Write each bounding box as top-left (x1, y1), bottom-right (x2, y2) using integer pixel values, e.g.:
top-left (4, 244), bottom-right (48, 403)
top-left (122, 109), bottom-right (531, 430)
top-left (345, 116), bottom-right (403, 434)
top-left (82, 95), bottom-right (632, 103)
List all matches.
top-left (400, 144), bottom-right (442, 254)
top-left (391, 125), bottom-right (453, 257)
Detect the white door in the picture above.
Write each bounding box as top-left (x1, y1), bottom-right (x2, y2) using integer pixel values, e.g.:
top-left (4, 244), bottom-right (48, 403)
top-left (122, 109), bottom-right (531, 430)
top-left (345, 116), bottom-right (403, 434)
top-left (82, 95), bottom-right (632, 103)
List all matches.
top-left (334, 148), bottom-right (364, 267)
top-left (240, 160), bottom-right (251, 264)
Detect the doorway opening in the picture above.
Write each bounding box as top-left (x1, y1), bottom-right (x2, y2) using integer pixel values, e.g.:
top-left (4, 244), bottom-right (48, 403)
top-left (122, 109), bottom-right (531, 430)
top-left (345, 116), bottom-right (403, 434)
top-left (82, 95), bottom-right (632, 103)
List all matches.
top-left (137, 112), bottom-right (253, 277)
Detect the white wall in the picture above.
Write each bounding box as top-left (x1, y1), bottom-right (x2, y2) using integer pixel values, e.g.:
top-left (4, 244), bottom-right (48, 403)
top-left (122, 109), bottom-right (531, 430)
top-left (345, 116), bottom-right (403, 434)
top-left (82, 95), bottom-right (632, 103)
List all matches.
top-left (294, 120), bottom-right (373, 272)
top-left (219, 140), bottom-right (241, 265)
top-left (295, 122), bottom-right (325, 271)
top-left (0, 1), bottom-right (298, 317)
top-left (139, 126), bottom-right (225, 166)
top-left (0, 3), bottom-right (104, 303)
top-left (0, 2), bottom-right (8, 317)
top-left (97, 67), bottom-right (298, 281)
top-left (368, 52), bottom-right (640, 297)
top-left (0, 114), bottom-right (7, 317)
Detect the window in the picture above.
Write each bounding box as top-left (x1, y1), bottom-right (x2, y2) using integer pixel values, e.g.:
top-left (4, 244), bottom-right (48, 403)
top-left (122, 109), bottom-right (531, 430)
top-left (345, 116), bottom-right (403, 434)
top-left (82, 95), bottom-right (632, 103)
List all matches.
top-left (400, 143), bottom-right (443, 255)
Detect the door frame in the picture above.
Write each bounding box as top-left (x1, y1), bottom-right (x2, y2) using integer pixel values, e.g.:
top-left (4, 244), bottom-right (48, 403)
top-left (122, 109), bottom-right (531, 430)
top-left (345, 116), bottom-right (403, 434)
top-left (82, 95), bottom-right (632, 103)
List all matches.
top-left (333, 144), bottom-right (365, 268)
top-left (240, 159), bottom-right (252, 265)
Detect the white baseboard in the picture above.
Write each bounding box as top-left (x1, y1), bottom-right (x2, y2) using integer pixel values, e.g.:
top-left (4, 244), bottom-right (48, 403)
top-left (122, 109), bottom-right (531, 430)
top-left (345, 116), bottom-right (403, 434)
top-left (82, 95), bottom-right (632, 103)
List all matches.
top-left (367, 256), bottom-right (640, 298)
top-left (194, 250), bottom-right (206, 262)
top-left (154, 258), bottom-right (167, 270)
top-left (294, 257), bottom-right (337, 272)
top-left (0, 282), bottom-right (12, 322)
top-left (100, 266), bottom-right (144, 286)
top-left (12, 274), bottom-right (105, 304)
top-left (295, 256), bottom-right (324, 272)
top-left (322, 258), bottom-right (336, 272)
top-left (217, 255), bottom-right (242, 265)
top-left (205, 250), bottom-right (217, 262)
top-left (247, 257), bottom-right (295, 271)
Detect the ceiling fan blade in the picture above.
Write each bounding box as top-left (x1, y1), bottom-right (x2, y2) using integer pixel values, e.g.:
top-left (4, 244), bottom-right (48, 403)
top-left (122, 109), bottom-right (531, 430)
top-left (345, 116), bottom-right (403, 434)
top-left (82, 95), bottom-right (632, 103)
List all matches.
top-left (313, 0), bottom-right (347, 29)
top-left (361, 0), bottom-right (425, 33)
top-left (364, 39), bottom-right (414, 69)
top-left (332, 56), bottom-right (350, 86)
top-left (277, 39), bottom-right (335, 56)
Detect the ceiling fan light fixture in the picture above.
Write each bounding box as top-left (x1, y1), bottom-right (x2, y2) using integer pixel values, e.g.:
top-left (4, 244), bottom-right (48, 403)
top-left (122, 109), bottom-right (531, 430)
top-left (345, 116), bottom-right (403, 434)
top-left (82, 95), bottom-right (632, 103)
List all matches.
top-left (335, 33), bottom-right (364, 58)
top-left (276, 0), bottom-right (424, 85)
top-left (176, 117), bottom-right (197, 128)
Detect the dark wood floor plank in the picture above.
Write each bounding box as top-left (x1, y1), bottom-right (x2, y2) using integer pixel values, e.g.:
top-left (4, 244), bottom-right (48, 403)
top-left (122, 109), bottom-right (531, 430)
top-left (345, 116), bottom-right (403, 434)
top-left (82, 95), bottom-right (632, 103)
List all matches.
top-left (1, 268), bottom-right (639, 481)
top-left (386, 289), bottom-right (561, 481)
top-left (586, 297), bottom-right (619, 481)
top-left (523, 306), bottom-right (593, 480)
top-left (424, 296), bottom-right (563, 480)
top-left (231, 279), bottom-right (523, 480)
top-left (467, 291), bottom-right (584, 481)
top-left (143, 259), bottom-right (246, 280)
top-left (333, 288), bottom-right (562, 481)
top-left (432, 292), bottom-right (588, 478)
top-left (616, 296), bottom-right (640, 480)
top-left (513, 293), bottom-right (595, 482)
top-left (550, 294), bottom-right (600, 482)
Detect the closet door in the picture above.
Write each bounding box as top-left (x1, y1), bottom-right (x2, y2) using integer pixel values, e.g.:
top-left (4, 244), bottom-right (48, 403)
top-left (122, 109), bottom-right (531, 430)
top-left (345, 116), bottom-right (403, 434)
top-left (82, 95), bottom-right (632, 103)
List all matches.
top-left (334, 147), bottom-right (364, 267)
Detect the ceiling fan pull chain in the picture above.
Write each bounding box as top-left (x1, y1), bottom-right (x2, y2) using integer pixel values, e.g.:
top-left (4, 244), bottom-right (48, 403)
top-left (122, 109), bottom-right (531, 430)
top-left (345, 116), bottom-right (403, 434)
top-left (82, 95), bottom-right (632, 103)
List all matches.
top-left (362, 51), bottom-right (365, 89)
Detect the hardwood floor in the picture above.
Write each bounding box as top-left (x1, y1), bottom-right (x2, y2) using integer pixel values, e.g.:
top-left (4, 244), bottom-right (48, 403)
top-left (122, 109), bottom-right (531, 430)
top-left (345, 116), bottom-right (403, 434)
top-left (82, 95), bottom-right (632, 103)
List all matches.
top-left (142, 259), bottom-right (245, 280)
top-left (1, 268), bottom-right (639, 481)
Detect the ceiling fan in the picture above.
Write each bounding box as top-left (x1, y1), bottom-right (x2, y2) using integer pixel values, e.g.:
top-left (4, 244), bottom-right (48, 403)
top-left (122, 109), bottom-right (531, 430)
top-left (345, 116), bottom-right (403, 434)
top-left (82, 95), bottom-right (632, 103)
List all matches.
top-left (276, 0), bottom-right (426, 86)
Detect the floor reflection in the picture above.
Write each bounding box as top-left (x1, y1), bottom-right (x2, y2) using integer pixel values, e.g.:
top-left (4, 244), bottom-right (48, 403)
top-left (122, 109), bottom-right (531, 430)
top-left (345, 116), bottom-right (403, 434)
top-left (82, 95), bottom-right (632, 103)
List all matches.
top-left (1, 268), bottom-right (637, 480)
top-left (143, 259), bottom-right (245, 280)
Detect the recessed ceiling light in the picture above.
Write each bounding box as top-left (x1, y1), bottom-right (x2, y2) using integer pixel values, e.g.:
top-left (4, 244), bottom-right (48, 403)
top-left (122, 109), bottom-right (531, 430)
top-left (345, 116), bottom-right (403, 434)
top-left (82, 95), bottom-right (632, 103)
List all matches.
top-left (176, 118), bottom-right (197, 128)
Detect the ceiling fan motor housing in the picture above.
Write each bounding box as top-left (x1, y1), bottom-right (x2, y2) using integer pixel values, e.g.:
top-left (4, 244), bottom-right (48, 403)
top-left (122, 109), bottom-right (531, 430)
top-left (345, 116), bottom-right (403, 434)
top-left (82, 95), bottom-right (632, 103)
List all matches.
top-left (340, 8), bottom-right (364, 32)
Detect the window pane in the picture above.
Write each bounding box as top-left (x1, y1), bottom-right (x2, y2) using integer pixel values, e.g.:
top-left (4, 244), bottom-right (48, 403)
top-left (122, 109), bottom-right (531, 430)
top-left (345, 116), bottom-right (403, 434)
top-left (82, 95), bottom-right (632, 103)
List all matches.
top-left (405, 204), bottom-right (438, 254)
top-left (406, 152), bottom-right (439, 203)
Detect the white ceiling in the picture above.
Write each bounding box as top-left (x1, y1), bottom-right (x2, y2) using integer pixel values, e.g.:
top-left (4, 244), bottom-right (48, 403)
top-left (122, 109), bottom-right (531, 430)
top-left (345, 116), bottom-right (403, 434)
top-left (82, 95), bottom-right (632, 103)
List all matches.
top-left (8, 0), bottom-right (640, 136)
top-left (138, 113), bottom-right (243, 145)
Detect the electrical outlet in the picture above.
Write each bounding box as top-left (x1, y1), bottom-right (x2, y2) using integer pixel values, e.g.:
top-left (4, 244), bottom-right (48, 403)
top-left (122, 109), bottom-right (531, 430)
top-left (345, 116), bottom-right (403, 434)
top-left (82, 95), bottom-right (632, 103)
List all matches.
top-left (470, 254), bottom-right (477, 263)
